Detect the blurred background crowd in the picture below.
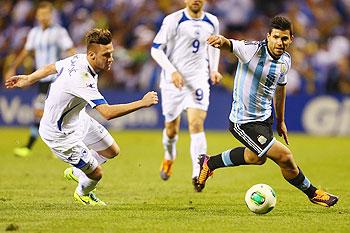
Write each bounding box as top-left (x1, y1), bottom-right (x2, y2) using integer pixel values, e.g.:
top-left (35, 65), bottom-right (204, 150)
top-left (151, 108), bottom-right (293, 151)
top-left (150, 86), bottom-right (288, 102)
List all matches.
top-left (1, 0), bottom-right (349, 95)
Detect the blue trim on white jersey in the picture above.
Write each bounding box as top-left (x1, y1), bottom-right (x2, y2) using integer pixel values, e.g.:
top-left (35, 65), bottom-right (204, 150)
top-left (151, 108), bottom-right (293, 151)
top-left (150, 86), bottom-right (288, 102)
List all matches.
top-left (75, 159), bottom-right (88, 169)
top-left (152, 42), bottom-right (161, 49)
top-left (91, 98), bottom-right (107, 107)
top-left (57, 103), bottom-right (81, 131)
top-left (202, 14), bottom-right (214, 28)
top-left (178, 12), bottom-right (190, 27)
top-left (56, 67), bottom-right (64, 78)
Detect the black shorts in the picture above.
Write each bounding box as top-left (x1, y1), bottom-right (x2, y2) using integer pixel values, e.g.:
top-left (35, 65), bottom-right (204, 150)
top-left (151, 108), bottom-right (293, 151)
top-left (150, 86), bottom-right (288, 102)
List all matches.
top-left (38, 81), bottom-right (51, 94)
top-left (33, 82), bottom-right (51, 110)
top-left (229, 115), bottom-right (275, 157)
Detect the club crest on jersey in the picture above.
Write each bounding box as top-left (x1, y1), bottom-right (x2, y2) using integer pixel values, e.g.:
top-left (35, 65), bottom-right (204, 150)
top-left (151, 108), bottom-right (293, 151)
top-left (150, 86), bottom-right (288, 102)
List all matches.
top-left (281, 63), bottom-right (287, 74)
top-left (82, 72), bottom-right (89, 81)
top-left (257, 49), bottom-right (262, 57)
top-left (257, 135), bottom-right (267, 145)
top-left (81, 148), bottom-right (88, 159)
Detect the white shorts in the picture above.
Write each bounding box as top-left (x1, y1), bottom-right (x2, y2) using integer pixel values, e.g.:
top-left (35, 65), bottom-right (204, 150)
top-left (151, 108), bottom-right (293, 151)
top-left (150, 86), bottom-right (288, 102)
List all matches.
top-left (161, 80), bottom-right (210, 122)
top-left (42, 117), bottom-right (114, 173)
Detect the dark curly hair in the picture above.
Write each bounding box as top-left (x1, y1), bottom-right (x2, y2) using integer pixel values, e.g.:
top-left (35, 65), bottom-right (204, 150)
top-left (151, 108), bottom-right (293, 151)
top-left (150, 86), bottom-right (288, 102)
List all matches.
top-left (269, 16), bottom-right (293, 36)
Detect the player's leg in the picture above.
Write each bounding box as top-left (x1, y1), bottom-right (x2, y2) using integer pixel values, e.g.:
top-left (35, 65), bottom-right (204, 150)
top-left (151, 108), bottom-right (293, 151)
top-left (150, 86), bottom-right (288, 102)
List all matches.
top-left (66, 117), bottom-right (119, 183)
top-left (66, 118), bottom-right (117, 205)
top-left (159, 86), bottom-right (183, 181)
top-left (160, 117), bottom-right (181, 180)
top-left (266, 141), bottom-right (338, 207)
top-left (48, 141), bottom-right (106, 206)
top-left (197, 118), bottom-right (272, 191)
top-left (14, 82), bottom-right (49, 157)
top-left (187, 108), bottom-right (207, 191)
top-left (185, 82), bottom-right (210, 191)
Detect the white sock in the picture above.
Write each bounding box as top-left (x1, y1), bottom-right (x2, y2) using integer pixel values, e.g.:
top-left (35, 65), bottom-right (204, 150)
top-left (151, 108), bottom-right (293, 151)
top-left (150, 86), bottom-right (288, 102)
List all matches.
top-left (75, 176), bottom-right (98, 196)
top-left (190, 132), bottom-right (207, 178)
top-left (90, 149), bottom-right (107, 165)
top-left (162, 129), bottom-right (178, 161)
top-left (72, 167), bottom-right (86, 181)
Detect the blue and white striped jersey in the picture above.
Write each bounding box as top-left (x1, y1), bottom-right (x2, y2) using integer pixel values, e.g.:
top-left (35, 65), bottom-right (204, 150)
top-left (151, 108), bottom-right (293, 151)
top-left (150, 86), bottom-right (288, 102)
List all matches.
top-left (229, 39), bottom-right (291, 124)
top-left (25, 25), bottom-right (73, 82)
top-left (152, 8), bottom-right (220, 85)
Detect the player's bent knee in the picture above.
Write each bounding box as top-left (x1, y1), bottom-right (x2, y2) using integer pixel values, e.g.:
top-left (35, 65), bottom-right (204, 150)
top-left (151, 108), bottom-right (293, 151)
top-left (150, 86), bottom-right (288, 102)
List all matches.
top-left (244, 149), bottom-right (264, 165)
top-left (101, 144), bottom-right (120, 159)
top-left (109, 149), bottom-right (119, 158)
top-left (255, 155), bottom-right (267, 165)
top-left (278, 151), bottom-right (294, 166)
top-left (166, 128), bottom-right (178, 138)
top-left (110, 143), bottom-right (120, 157)
top-left (188, 120), bottom-right (204, 133)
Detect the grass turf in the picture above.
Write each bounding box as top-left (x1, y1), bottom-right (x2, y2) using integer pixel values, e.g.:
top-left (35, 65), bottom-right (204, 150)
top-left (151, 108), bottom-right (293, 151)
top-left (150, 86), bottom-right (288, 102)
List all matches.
top-left (0, 128), bottom-right (349, 232)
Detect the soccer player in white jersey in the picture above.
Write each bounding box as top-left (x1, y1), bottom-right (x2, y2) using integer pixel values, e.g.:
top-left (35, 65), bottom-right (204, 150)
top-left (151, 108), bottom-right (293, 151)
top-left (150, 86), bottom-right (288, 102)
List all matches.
top-left (6, 28), bottom-right (159, 206)
top-left (5, 1), bottom-right (75, 157)
top-left (151, 0), bottom-right (222, 191)
top-left (197, 16), bottom-right (338, 207)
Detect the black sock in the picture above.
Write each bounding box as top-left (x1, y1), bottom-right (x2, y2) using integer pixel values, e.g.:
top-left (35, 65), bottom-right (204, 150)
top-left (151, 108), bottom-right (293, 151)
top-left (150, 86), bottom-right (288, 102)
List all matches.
top-left (286, 168), bottom-right (317, 198)
top-left (207, 147), bottom-right (246, 170)
top-left (26, 123), bottom-right (40, 149)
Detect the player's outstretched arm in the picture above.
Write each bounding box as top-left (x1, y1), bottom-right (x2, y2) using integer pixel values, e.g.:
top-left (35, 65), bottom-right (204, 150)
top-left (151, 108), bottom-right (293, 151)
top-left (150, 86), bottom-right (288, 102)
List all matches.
top-left (5, 64), bottom-right (57, 89)
top-left (207, 35), bottom-right (232, 51)
top-left (95, 91), bottom-right (159, 120)
top-left (4, 49), bottom-right (31, 80)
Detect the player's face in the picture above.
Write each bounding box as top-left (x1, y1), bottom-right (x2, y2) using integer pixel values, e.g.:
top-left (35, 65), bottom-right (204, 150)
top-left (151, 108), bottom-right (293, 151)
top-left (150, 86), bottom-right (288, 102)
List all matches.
top-left (36, 7), bottom-right (52, 28)
top-left (185, 0), bottom-right (205, 14)
top-left (267, 29), bottom-right (293, 58)
top-left (93, 43), bottom-right (114, 71)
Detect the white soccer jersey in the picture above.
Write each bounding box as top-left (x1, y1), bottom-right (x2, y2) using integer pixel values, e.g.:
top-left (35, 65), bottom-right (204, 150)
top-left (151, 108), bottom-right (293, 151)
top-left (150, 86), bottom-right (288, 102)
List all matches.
top-left (39, 54), bottom-right (107, 147)
top-left (152, 8), bottom-right (220, 86)
top-left (25, 25), bottom-right (74, 82)
top-left (229, 39), bottom-right (291, 124)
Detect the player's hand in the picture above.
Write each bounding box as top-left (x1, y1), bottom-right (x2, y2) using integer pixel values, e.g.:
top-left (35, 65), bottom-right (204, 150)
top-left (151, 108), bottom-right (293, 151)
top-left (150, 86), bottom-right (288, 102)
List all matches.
top-left (207, 35), bottom-right (225, 48)
top-left (5, 75), bottom-right (32, 89)
top-left (276, 121), bottom-right (289, 145)
top-left (142, 91), bottom-right (158, 107)
top-left (210, 71), bottom-right (223, 85)
top-left (171, 71), bottom-right (184, 89)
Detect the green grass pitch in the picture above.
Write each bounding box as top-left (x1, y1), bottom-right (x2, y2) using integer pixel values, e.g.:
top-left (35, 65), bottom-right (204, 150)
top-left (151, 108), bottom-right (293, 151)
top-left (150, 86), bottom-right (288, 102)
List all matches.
top-left (0, 128), bottom-right (349, 233)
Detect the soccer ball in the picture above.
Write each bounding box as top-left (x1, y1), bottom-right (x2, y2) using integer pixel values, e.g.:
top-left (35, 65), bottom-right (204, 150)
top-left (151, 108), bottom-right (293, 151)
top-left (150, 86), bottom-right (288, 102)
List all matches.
top-left (244, 184), bottom-right (276, 214)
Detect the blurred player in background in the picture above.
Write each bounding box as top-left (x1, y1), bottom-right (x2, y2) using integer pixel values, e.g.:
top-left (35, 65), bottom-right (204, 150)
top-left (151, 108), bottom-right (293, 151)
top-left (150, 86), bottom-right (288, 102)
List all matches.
top-left (6, 28), bottom-right (159, 205)
top-left (5, 1), bottom-right (75, 157)
top-left (151, 0), bottom-right (222, 191)
top-left (197, 16), bottom-right (338, 207)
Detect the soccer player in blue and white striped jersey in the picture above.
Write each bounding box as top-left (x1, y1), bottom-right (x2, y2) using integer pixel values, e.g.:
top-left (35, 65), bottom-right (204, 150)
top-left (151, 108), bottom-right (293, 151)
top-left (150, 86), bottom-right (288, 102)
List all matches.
top-left (197, 16), bottom-right (338, 207)
top-left (6, 1), bottom-right (75, 157)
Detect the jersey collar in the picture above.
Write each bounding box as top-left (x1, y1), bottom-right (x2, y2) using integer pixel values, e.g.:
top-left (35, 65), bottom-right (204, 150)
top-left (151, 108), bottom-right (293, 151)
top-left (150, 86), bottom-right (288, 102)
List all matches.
top-left (184, 8), bottom-right (204, 20)
top-left (85, 56), bottom-right (98, 78)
